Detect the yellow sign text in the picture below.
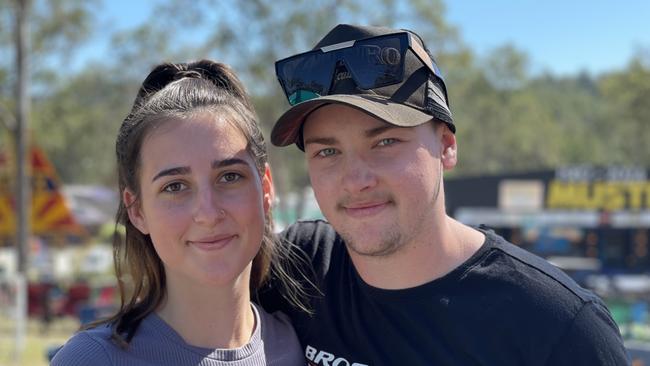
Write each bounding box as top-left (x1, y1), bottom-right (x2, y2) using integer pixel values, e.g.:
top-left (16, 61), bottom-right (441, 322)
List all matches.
top-left (546, 181), bottom-right (650, 210)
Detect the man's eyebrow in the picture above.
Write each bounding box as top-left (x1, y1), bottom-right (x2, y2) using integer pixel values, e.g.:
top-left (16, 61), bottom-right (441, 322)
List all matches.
top-left (303, 137), bottom-right (338, 146)
top-left (365, 125), bottom-right (402, 138)
top-left (303, 126), bottom-right (402, 146)
top-left (152, 167), bottom-right (190, 182)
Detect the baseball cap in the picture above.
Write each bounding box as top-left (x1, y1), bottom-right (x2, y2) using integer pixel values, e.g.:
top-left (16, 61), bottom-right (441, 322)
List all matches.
top-left (271, 23), bottom-right (454, 149)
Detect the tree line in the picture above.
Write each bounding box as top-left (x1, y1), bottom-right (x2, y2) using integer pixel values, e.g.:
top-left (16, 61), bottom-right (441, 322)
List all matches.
top-left (1, 0), bottom-right (648, 211)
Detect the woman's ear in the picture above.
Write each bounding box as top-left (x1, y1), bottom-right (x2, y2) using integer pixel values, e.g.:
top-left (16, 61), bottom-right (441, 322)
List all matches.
top-left (123, 189), bottom-right (149, 234)
top-left (261, 163), bottom-right (275, 215)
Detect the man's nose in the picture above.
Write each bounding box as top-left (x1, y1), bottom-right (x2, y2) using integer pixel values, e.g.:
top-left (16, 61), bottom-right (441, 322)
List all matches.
top-left (340, 154), bottom-right (378, 194)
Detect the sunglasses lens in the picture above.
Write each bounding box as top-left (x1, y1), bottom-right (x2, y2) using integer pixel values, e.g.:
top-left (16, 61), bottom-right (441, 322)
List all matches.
top-left (277, 52), bottom-right (337, 105)
top-left (276, 33), bottom-right (411, 104)
top-left (288, 89), bottom-right (321, 105)
top-left (344, 35), bottom-right (406, 89)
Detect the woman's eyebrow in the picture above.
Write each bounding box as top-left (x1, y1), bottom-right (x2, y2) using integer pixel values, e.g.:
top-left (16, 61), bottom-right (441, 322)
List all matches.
top-left (211, 157), bottom-right (250, 169)
top-left (151, 158), bottom-right (251, 183)
top-left (152, 166), bottom-right (190, 182)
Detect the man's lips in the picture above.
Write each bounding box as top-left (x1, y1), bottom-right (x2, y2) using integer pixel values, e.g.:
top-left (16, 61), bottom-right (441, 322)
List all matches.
top-left (342, 201), bottom-right (389, 218)
top-left (187, 234), bottom-right (237, 251)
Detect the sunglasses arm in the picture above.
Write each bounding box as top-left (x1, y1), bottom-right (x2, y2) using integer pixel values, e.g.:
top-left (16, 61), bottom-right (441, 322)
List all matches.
top-left (409, 39), bottom-right (439, 77)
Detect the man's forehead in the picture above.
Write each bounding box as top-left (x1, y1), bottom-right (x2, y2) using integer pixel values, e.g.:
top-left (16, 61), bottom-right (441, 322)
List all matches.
top-left (303, 104), bottom-right (397, 132)
top-left (302, 108), bottom-right (415, 148)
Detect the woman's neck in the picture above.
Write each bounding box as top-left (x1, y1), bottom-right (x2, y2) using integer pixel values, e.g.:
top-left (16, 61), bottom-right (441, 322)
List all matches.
top-left (157, 275), bottom-right (256, 349)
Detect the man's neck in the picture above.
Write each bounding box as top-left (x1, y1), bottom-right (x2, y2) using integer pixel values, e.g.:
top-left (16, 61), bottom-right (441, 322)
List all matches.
top-left (349, 217), bottom-right (485, 290)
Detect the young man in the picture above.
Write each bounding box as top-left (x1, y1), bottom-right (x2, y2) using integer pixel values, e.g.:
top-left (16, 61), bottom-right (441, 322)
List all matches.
top-left (261, 24), bottom-right (629, 365)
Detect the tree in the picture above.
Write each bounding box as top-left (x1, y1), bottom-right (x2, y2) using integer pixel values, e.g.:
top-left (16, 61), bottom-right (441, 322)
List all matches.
top-left (5, 0), bottom-right (648, 225)
top-left (31, 67), bottom-right (137, 184)
top-left (597, 56), bottom-right (650, 165)
top-left (0, 0), bottom-right (99, 173)
top-left (189, 0), bottom-right (463, 216)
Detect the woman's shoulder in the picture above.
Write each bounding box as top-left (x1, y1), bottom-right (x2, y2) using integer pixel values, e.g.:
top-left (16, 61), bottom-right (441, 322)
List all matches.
top-left (50, 325), bottom-right (114, 366)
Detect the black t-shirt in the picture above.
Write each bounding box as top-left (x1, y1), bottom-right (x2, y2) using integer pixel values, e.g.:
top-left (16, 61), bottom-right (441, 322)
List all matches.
top-left (259, 220), bottom-right (630, 366)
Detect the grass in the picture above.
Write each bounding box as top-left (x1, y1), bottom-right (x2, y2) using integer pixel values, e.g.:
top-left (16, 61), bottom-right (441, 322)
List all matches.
top-left (0, 315), bottom-right (79, 366)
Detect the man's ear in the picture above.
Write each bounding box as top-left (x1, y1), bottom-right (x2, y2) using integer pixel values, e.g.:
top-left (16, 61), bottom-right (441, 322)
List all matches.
top-left (440, 124), bottom-right (457, 170)
top-left (123, 189), bottom-right (149, 234)
top-left (261, 163), bottom-right (275, 215)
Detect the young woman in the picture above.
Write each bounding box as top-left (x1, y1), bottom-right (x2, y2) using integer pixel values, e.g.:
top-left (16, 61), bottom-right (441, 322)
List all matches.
top-left (51, 60), bottom-right (305, 365)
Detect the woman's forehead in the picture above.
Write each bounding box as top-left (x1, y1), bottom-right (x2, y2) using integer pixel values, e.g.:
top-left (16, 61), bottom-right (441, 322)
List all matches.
top-left (139, 117), bottom-right (253, 170)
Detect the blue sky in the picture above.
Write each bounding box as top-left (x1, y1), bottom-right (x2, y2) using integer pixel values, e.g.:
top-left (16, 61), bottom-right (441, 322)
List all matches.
top-left (445, 0), bottom-right (650, 75)
top-left (81, 0), bottom-right (650, 76)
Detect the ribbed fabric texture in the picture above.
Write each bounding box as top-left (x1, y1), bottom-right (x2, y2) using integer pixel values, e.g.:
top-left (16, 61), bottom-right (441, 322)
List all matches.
top-left (50, 303), bottom-right (304, 365)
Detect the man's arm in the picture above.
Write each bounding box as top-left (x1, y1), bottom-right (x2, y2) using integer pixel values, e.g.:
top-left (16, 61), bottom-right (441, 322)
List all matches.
top-left (545, 301), bottom-right (630, 365)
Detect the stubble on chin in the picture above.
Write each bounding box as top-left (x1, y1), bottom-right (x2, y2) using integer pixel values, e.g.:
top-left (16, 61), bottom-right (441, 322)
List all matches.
top-left (340, 225), bottom-right (403, 258)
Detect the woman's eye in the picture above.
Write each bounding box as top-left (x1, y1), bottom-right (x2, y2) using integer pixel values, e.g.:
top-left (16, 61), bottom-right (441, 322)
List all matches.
top-left (377, 138), bottom-right (397, 147)
top-left (163, 182), bottom-right (186, 193)
top-left (317, 148), bottom-right (337, 157)
top-left (220, 172), bottom-right (242, 183)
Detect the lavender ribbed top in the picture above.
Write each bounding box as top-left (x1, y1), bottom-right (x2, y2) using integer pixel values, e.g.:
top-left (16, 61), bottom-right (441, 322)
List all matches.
top-left (50, 303), bottom-right (304, 365)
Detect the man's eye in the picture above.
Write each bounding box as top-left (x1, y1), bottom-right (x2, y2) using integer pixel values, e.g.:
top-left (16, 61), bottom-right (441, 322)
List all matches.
top-left (220, 172), bottom-right (242, 183)
top-left (377, 138), bottom-right (397, 147)
top-left (163, 182), bottom-right (186, 193)
top-left (317, 148), bottom-right (337, 157)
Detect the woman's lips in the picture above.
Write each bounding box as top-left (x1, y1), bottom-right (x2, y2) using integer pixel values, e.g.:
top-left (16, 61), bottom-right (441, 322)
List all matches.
top-left (187, 234), bottom-right (236, 251)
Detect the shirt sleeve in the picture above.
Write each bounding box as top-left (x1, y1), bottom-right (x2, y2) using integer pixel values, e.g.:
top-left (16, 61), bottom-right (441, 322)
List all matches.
top-left (281, 220), bottom-right (335, 259)
top-left (545, 301), bottom-right (631, 366)
top-left (50, 332), bottom-right (113, 366)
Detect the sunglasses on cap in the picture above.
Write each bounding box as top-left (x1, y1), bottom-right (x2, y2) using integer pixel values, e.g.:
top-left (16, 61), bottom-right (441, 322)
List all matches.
top-left (275, 32), bottom-right (446, 106)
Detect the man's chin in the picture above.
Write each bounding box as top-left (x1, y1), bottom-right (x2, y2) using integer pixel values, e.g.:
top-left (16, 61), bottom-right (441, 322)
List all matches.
top-left (341, 231), bottom-right (402, 258)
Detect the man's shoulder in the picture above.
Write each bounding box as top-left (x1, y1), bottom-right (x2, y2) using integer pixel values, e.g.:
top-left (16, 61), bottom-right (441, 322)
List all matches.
top-left (462, 229), bottom-right (609, 335)
top-left (281, 219), bottom-right (344, 256)
top-left (479, 229), bottom-right (600, 305)
top-left (454, 230), bottom-right (626, 363)
top-left (283, 219), bottom-right (337, 239)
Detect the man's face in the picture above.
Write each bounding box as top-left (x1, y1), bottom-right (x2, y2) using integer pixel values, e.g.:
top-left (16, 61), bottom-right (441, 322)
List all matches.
top-left (302, 104), bottom-right (456, 258)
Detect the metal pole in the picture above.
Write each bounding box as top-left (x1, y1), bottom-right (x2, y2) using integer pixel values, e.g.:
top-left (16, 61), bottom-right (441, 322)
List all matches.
top-left (14, 0), bottom-right (31, 359)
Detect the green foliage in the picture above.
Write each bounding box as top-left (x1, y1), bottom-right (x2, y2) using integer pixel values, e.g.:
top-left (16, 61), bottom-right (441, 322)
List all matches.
top-left (597, 57), bottom-right (650, 165)
top-left (31, 0), bottom-right (97, 58)
top-left (1, 0), bottom-right (648, 207)
top-left (1, 0), bottom-right (100, 139)
top-left (31, 66), bottom-right (137, 185)
top-left (448, 45), bottom-right (649, 176)
top-left (0, 0), bottom-right (98, 88)
top-left (185, 0), bottom-right (457, 198)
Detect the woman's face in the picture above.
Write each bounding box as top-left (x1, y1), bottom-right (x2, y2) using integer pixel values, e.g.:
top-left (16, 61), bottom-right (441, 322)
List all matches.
top-left (124, 113), bottom-right (273, 288)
